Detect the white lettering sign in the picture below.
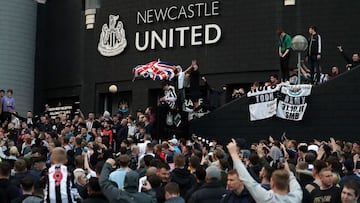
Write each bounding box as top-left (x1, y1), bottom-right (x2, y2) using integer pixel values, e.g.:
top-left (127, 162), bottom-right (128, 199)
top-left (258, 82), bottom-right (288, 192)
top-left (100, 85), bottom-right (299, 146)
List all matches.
top-left (136, 1), bottom-right (220, 24)
top-left (135, 24), bottom-right (221, 51)
top-left (100, 1), bottom-right (222, 54)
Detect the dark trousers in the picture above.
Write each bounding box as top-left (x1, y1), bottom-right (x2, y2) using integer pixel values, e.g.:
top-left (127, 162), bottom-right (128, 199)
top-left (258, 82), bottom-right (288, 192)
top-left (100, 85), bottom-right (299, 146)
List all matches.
top-left (280, 52), bottom-right (291, 82)
top-left (309, 55), bottom-right (320, 84)
top-left (176, 88), bottom-right (185, 109)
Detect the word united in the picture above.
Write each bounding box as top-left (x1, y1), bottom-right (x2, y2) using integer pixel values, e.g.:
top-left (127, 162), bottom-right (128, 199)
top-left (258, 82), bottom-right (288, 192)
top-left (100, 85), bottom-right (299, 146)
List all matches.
top-left (247, 84), bottom-right (312, 121)
top-left (98, 1), bottom-right (222, 56)
top-left (135, 1), bottom-right (221, 51)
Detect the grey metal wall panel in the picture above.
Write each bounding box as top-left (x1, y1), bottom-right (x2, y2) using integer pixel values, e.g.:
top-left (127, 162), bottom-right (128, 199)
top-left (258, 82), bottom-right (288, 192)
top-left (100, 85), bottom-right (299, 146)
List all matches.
top-left (0, 0), bottom-right (37, 115)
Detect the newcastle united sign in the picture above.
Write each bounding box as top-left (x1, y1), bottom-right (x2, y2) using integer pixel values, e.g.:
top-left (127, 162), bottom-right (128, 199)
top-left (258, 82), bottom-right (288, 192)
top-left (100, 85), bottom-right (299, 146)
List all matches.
top-left (98, 1), bottom-right (222, 57)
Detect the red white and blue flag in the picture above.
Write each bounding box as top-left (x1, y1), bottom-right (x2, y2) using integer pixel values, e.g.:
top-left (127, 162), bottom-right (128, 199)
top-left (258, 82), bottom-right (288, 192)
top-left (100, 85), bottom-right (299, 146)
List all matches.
top-left (133, 60), bottom-right (176, 81)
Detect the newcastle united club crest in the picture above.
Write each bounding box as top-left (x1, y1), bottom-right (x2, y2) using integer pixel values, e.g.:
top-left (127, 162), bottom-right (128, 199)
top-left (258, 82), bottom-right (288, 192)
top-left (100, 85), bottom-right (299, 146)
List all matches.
top-left (98, 15), bottom-right (127, 57)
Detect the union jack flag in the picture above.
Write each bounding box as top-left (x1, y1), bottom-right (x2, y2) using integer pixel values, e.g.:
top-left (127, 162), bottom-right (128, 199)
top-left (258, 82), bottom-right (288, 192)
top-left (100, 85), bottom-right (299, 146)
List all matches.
top-left (133, 60), bottom-right (176, 81)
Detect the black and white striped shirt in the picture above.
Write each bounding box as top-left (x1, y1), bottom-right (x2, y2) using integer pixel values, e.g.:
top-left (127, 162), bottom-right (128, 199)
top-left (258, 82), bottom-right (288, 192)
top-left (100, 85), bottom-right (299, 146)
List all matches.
top-left (164, 85), bottom-right (177, 109)
top-left (45, 164), bottom-right (73, 203)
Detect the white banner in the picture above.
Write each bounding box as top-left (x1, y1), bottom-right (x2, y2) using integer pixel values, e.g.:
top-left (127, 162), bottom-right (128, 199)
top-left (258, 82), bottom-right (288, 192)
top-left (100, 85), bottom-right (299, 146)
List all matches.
top-left (249, 99), bottom-right (277, 121)
top-left (280, 84), bottom-right (312, 97)
top-left (247, 85), bottom-right (280, 121)
top-left (277, 101), bottom-right (307, 121)
top-left (276, 84), bottom-right (312, 121)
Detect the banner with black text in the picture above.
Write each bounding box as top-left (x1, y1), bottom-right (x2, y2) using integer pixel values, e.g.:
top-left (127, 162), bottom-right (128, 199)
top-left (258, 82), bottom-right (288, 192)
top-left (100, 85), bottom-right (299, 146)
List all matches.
top-left (247, 85), bottom-right (280, 121)
top-left (276, 84), bottom-right (312, 121)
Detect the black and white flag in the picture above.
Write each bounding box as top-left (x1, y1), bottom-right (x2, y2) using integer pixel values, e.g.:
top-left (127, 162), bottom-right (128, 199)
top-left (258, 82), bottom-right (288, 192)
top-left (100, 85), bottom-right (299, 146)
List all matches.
top-left (247, 85), bottom-right (280, 121)
top-left (276, 84), bottom-right (312, 121)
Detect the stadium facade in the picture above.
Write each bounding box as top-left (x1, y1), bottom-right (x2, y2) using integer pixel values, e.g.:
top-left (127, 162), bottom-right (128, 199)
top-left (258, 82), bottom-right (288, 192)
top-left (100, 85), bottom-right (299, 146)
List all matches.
top-left (2, 0), bottom-right (359, 117)
top-left (35, 0), bottom-right (360, 116)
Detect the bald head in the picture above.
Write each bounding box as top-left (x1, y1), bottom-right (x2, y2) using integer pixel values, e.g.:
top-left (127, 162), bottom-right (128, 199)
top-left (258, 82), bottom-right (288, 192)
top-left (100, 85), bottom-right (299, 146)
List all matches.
top-left (146, 166), bottom-right (157, 177)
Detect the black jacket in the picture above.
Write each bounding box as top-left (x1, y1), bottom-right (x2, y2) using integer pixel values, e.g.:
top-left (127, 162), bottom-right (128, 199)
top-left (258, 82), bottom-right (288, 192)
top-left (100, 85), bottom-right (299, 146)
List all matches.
top-left (116, 125), bottom-right (128, 144)
top-left (10, 194), bottom-right (32, 203)
top-left (170, 168), bottom-right (196, 197)
top-left (188, 182), bottom-right (228, 203)
top-left (221, 189), bottom-right (255, 203)
top-left (10, 172), bottom-right (29, 188)
top-left (308, 33), bottom-right (321, 56)
top-left (0, 178), bottom-right (20, 203)
top-left (83, 194), bottom-right (109, 203)
top-left (184, 181), bottom-right (205, 202)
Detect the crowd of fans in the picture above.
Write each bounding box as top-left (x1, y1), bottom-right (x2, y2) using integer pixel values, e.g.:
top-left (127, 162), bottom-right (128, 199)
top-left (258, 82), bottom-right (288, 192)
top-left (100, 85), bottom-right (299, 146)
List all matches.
top-left (0, 33), bottom-right (359, 202)
top-left (0, 105), bottom-right (359, 203)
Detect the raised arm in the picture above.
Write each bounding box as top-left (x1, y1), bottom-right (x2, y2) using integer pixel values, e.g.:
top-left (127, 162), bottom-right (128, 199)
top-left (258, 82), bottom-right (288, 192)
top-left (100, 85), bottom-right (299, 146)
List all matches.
top-left (256, 143), bottom-right (270, 168)
top-left (99, 159), bottom-right (128, 202)
top-left (283, 160), bottom-right (303, 199)
top-left (337, 46), bottom-right (352, 64)
top-left (184, 64), bottom-right (193, 73)
top-left (227, 139), bottom-right (273, 202)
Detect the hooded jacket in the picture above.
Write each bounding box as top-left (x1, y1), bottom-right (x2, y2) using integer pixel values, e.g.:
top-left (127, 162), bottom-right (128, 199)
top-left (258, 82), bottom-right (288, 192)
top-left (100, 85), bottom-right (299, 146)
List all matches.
top-left (170, 168), bottom-right (196, 197)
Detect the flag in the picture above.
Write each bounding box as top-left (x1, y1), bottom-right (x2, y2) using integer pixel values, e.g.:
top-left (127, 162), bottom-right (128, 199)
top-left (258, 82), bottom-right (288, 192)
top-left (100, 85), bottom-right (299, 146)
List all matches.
top-left (133, 60), bottom-right (176, 81)
top-left (247, 85), bottom-right (280, 121)
top-left (276, 84), bottom-right (312, 121)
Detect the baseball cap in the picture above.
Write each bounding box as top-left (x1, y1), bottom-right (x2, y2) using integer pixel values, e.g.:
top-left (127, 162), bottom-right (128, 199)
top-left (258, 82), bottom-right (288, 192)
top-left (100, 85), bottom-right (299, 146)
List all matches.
top-left (308, 144), bottom-right (319, 152)
top-left (168, 138), bottom-right (178, 145)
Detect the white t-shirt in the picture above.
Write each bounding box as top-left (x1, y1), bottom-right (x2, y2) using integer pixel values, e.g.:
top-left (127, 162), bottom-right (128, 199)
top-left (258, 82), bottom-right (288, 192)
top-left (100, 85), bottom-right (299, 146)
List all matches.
top-left (138, 140), bottom-right (151, 158)
top-left (177, 72), bottom-right (185, 89)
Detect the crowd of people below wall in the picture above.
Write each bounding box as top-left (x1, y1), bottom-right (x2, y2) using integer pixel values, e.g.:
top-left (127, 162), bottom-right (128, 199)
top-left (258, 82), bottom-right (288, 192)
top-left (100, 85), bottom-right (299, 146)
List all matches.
top-left (0, 24), bottom-right (359, 202)
top-left (0, 104), bottom-right (360, 203)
